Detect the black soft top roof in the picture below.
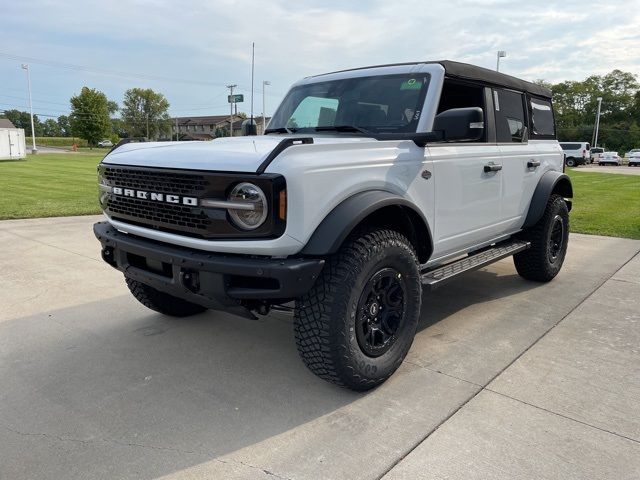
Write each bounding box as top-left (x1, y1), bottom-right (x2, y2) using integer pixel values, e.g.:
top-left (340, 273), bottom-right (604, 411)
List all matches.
top-left (314, 60), bottom-right (552, 99)
top-left (438, 60), bottom-right (551, 98)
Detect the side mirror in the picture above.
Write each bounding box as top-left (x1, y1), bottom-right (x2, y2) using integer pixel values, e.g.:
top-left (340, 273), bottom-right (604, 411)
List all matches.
top-left (433, 107), bottom-right (484, 142)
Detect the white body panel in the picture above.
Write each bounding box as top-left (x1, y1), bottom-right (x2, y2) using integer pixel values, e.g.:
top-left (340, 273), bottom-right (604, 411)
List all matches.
top-left (427, 144), bottom-right (503, 258)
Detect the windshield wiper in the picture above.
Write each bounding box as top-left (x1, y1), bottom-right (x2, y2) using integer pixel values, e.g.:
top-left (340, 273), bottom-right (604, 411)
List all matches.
top-left (264, 127), bottom-right (296, 134)
top-left (313, 125), bottom-right (372, 135)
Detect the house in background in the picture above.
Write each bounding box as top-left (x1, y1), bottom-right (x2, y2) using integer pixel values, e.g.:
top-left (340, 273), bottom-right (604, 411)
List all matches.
top-left (171, 115), bottom-right (272, 140)
top-left (0, 118), bottom-right (26, 160)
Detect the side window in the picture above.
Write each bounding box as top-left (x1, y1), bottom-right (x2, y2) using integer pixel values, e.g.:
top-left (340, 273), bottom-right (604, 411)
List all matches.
top-left (494, 89), bottom-right (526, 143)
top-left (437, 80), bottom-right (486, 142)
top-left (529, 97), bottom-right (555, 137)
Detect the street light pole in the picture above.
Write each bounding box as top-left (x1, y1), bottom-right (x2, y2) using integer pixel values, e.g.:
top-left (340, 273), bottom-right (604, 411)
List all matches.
top-left (496, 51), bottom-right (507, 72)
top-left (262, 80), bottom-right (271, 134)
top-left (21, 64), bottom-right (37, 154)
top-left (593, 96), bottom-right (603, 148)
top-left (227, 84), bottom-right (237, 137)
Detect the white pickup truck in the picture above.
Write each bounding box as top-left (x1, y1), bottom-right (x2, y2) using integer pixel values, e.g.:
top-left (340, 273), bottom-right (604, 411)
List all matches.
top-left (94, 60), bottom-right (572, 390)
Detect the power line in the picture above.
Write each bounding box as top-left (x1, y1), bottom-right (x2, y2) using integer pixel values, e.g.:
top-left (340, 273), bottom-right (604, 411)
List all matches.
top-left (0, 51), bottom-right (286, 98)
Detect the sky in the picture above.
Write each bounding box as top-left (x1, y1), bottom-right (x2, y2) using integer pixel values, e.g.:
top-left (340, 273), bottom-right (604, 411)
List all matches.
top-left (2, 0), bottom-right (640, 121)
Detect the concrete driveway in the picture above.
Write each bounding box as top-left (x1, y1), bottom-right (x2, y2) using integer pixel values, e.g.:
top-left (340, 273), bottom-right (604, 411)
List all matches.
top-left (1, 216), bottom-right (639, 480)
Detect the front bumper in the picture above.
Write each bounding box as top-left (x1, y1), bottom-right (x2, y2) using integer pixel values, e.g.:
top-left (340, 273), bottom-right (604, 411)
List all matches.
top-left (94, 222), bottom-right (324, 312)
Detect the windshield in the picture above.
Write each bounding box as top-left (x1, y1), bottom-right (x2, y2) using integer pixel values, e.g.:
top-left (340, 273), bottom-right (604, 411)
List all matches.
top-left (268, 73), bottom-right (431, 134)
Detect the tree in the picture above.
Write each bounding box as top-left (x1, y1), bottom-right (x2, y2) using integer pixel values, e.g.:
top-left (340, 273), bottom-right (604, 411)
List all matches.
top-left (42, 118), bottom-right (62, 137)
top-left (120, 88), bottom-right (171, 140)
top-left (545, 69), bottom-right (640, 152)
top-left (0, 109), bottom-right (42, 136)
top-left (57, 115), bottom-right (71, 137)
top-left (110, 118), bottom-right (127, 139)
top-left (69, 87), bottom-right (112, 147)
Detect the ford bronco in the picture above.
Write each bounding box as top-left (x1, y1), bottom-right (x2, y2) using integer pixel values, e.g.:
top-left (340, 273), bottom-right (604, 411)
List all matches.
top-left (94, 60), bottom-right (572, 390)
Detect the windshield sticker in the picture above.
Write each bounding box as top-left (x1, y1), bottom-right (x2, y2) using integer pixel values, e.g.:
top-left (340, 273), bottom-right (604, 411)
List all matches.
top-left (401, 78), bottom-right (422, 90)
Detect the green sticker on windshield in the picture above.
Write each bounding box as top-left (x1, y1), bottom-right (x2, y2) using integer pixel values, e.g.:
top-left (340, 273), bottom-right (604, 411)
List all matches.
top-left (401, 78), bottom-right (422, 90)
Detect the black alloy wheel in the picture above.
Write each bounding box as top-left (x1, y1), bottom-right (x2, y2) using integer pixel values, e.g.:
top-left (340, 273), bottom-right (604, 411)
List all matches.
top-left (548, 215), bottom-right (565, 264)
top-left (356, 268), bottom-right (407, 358)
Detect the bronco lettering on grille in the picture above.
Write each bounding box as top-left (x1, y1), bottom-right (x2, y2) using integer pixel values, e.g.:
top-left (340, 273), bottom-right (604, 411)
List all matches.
top-left (112, 187), bottom-right (198, 206)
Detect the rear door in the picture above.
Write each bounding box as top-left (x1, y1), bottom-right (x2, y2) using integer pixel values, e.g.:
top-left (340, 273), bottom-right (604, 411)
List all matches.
top-left (494, 88), bottom-right (542, 231)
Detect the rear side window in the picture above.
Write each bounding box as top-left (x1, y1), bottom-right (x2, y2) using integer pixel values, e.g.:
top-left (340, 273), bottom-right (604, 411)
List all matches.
top-left (493, 89), bottom-right (526, 143)
top-left (529, 97), bottom-right (555, 137)
top-left (560, 143), bottom-right (581, 150)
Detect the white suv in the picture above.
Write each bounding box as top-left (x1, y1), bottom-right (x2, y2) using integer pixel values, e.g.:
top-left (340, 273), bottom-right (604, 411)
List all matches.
top-left (94, 61), bottom-right (572, 390)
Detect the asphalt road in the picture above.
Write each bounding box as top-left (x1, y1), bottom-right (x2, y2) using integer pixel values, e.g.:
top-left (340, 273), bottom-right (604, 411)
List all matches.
top-left (1, 216), bottom-right (639, 479)
top-left (573, 164), bottom-right (640, 175)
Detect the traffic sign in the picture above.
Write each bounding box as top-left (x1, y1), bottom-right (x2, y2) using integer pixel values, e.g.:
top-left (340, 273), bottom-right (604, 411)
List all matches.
top-left (228, 94), bottom-right (244, 103)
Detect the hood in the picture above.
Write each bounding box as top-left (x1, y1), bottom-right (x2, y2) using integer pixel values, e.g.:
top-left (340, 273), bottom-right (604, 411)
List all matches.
top-left (102, 135), bottom-right (373, 173)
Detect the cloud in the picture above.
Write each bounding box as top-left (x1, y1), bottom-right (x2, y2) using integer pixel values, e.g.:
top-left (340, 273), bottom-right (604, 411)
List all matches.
top-left (2, 0), bottom-right (639, 116)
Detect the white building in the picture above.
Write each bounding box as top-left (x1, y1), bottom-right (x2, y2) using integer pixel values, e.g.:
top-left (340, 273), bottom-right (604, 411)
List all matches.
top-left (0, 119), bottom-right (26, 160)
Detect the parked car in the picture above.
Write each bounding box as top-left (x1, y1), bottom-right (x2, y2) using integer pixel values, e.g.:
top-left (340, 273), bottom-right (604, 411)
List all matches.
top-left (560, 142), bottom-right (590, 166)
top-left (598, 152), bottom-right (621, 165)
top-left (628, 149), bottom-right (640, 166)
top-left (97, 139), bottom-right (114, 148)
top-left (93, 60), bottom-right (571, 390)
top-left (590, 147), bottom-right (604, 162)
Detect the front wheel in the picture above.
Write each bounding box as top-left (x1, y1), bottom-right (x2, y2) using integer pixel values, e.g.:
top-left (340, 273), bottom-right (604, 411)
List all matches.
top-left (294, 229), bottom-right (422, 391)
top-left (514, 194), bottom-right (569, 282)
top-left (566, 158), bottom-right (575, 167)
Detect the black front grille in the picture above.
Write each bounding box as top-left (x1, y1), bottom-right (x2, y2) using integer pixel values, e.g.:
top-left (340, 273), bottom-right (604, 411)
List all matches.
top-left (107, 196), bottom-right (210, 231)
top-left (102, 167), bottom-right (207, 196)
top-left (99, 164), bottom-right (286, 239)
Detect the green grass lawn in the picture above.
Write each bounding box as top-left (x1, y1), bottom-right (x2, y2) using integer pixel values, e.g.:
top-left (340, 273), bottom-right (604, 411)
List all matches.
top-left (566, 168), bottom-right (639, 239)
top-left (0, 152), bottom-right (104, 219)
top-left (1, 153), bottom-right (638, 240)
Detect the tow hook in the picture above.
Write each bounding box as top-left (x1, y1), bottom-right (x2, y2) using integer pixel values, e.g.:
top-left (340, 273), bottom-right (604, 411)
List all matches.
top-left (179, 270), bottom-right (200, 293)
top-left (101, 247), bottom-right (116, 267)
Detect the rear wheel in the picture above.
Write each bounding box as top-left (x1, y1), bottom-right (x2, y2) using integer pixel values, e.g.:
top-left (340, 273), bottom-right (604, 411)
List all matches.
top-left (125, 277), bottom-right (207, 317)
top-left (514, 194), bottom-right (569, 282)
top-left (294, 229), bottom-right (421, 391)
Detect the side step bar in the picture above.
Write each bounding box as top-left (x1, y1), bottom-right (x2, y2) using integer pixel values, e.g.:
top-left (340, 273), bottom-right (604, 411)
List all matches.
top-left (421, 240), bottom-right (530, 290)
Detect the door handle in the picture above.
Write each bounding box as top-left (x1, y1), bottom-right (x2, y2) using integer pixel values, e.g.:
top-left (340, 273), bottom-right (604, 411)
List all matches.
top-left (527, 160), bottom-right (541, 168)
top-left (484, 163), bottom-right (503, 173)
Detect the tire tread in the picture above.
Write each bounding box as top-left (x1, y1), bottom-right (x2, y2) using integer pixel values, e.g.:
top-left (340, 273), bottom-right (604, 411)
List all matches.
top-left (294, 229), bottom-right (420, 390)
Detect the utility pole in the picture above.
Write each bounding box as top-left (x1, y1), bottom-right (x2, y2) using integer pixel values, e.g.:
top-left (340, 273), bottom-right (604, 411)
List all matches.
top-left (496, 50), bottom-right (507, 72)
top-left (593, 96), bottom-right (603, 148)
top-left (21, 64), bottom-right (37, 154)
top-left (250, 42), bottom-right (254, 133)
top-left (262, 80), bottom-right (271, 134)
top-left (175, 118), bottom-right (178, 141)
top-left (227, 84), bottom-right (237, 137)
top-left (146, 113), bottom-right (149, 140)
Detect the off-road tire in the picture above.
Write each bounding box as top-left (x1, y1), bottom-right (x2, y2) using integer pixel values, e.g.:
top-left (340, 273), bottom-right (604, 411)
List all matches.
top-left (294, 229), bottom-right (421, 391)
top-left (514, 194), bottom-right (569, 282)
top-left (125, 277), bottom-right (207, 317)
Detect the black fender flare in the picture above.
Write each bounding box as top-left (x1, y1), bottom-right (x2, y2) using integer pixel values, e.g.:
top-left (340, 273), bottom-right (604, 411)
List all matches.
top-left (523, 171), bottom-right (573, 228)
top-left (301, 190), bottom-right (433, 260)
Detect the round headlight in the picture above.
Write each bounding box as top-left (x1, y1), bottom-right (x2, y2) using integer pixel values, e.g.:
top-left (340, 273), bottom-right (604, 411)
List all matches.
top-left (227, 182), bottom-right (268, 230)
